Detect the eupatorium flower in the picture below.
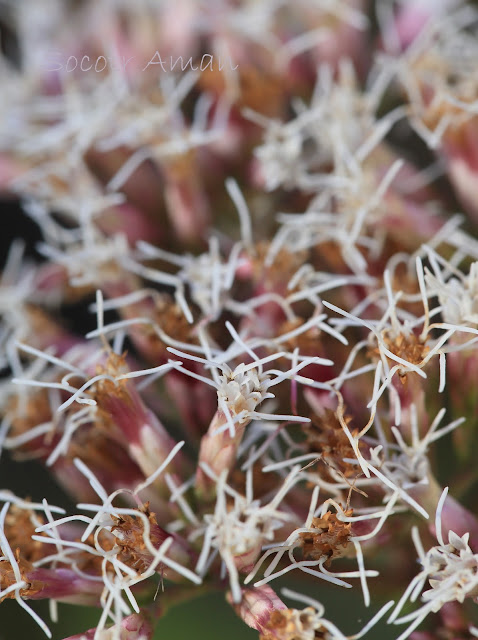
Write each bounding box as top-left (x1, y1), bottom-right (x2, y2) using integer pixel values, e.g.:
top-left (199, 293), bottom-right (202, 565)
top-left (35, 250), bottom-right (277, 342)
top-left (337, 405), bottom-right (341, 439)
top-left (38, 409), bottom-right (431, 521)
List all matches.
top-left (1, 2), bottom-right (478, 639)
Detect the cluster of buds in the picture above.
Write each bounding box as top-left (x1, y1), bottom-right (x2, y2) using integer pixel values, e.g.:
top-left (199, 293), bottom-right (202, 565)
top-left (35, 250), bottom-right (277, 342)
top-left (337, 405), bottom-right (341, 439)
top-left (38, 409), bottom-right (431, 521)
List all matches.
top-left (2, 1), bottom-right (478, 639)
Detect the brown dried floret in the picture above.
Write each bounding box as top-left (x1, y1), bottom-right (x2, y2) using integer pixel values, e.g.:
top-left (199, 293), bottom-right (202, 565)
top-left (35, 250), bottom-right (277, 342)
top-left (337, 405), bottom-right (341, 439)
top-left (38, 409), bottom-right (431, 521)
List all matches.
top-left (152, 295), bottom-right (198, 346)
top-left (303, 409), bottom-right (361, 480)
top-left (1, 506), bottom-right (110, 592)
top-left (92, 351), bottom-right (132, 410)
top-left (260, 608), bottom-right (326, 640)
top-left (95, 351), bottom-right (129, 386)
top-left (0, 550), bottom-right (44, 601)
top-left (110, 503), bottom-right (170, 574)
top-left (298, 508), bottom-right (353, 564)
top-left (124, 294), bottom-right (198, 359)
top-left (3, 505), bottom-right (49, 564)
top-left (384, 332), bottom-right (429, 366)
top-left (369, 330), bottom-right (429, 382)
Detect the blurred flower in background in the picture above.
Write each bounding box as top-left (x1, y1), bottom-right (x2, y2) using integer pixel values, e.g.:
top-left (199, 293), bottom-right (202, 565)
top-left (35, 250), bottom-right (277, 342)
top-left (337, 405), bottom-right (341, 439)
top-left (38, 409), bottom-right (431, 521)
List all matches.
top-left (1, 1), bottom-right (478, 639)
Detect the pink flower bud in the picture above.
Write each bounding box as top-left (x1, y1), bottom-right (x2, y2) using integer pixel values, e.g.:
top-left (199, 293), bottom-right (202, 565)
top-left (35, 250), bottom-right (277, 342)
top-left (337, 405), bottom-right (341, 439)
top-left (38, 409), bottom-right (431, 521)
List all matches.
top-left (62, 611), bottom-right (153, 640)
top-left (196, 408), bottom-right (248, 498)
top-left (93, 353), bottom-right (188, 491)
top-left (227, 585), bottom-right (287, 635)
